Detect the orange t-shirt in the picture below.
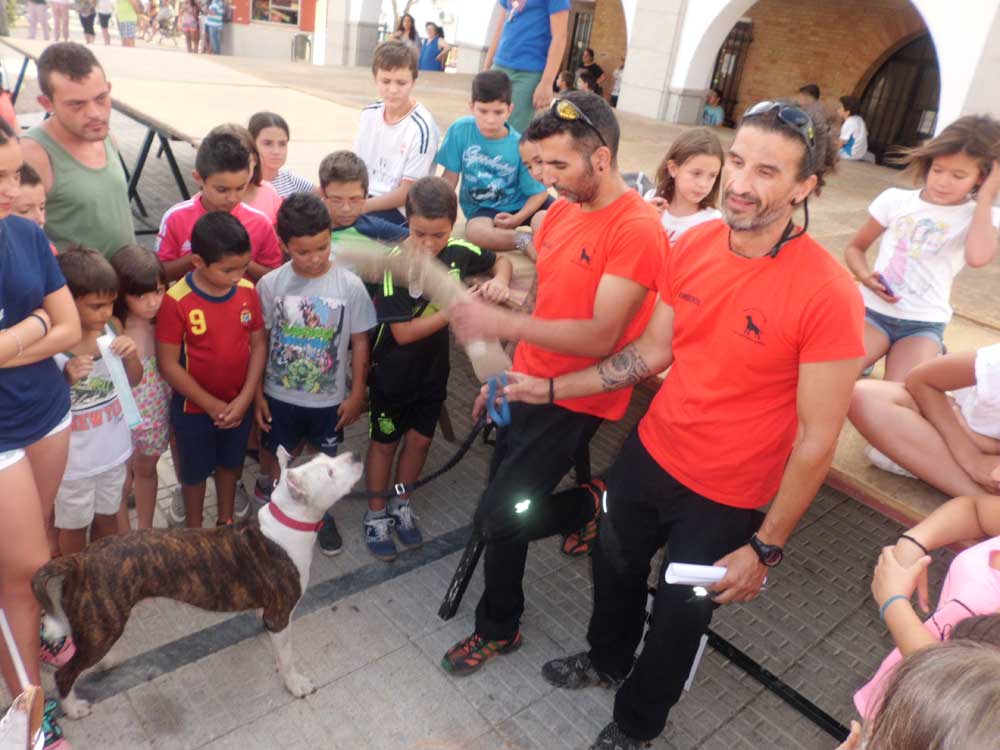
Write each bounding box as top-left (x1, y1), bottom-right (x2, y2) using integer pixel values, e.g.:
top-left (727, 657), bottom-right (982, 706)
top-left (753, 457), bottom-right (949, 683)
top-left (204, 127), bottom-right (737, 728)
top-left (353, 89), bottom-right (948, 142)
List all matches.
top-left (637, 220), bottom-right (865, 508)
top-left (513, 191), bottom-right (666, 420)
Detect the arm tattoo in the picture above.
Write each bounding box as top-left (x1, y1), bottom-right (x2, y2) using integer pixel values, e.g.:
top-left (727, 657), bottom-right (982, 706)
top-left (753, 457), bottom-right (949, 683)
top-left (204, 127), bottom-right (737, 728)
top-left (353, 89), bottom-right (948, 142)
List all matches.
top-left (597, 344), bottom-right (651, 392)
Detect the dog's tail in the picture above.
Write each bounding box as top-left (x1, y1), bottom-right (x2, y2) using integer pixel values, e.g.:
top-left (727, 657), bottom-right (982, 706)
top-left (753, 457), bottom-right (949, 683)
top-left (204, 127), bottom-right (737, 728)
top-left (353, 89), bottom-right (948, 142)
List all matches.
top-left (31, 560), bottom-right (72, 643)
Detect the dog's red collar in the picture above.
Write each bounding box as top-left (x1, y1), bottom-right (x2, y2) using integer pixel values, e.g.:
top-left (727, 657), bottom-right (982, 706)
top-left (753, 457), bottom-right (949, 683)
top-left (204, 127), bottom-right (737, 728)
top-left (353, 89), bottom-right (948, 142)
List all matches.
top-left (267, 503), bottom-right (323, 533)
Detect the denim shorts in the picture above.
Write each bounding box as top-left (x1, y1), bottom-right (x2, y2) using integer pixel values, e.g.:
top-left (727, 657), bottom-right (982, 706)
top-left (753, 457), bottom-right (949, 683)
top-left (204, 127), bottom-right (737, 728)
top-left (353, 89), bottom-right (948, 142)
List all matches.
top-left (864, 307), bottom-right (946, 348)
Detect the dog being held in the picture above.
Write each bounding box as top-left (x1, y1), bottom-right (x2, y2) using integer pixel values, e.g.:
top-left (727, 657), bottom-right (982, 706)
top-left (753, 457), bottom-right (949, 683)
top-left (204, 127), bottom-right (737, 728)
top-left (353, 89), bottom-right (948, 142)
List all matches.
top-left (32, 448), bottom-right (362, 719)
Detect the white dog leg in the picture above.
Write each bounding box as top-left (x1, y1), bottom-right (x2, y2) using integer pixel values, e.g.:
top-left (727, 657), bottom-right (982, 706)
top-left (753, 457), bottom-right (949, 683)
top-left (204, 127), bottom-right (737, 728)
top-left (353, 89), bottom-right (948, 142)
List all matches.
top-left (61, 686), bottom-right (92, 719)
top-left (269, 627), bottom-right (314, 698)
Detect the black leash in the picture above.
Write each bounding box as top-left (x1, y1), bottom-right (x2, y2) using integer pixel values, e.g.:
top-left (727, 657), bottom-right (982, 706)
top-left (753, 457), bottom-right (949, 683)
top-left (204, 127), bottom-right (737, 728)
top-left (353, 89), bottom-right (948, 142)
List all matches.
top-left (343, 415), bottom-right (488, 501)
top-left (706, 629), bottom-right (850, 741)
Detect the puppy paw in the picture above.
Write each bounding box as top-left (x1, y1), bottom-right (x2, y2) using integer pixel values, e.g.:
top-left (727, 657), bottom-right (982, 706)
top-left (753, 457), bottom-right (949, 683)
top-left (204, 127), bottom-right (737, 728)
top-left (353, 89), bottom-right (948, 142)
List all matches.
top-left (283, 671), bottom-right (315, 698)
top-left (62, 694), bottom-right (92, 719)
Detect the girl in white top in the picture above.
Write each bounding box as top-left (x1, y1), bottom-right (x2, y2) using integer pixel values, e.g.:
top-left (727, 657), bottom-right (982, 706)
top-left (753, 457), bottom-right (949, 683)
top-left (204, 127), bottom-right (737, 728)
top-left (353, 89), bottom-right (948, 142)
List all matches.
top-left (849, 345), bottom-right (1000, 496)
top-left (643, 127), bottom-right (724, 243)
top-left (845, 115), bottom-right (1000, 382)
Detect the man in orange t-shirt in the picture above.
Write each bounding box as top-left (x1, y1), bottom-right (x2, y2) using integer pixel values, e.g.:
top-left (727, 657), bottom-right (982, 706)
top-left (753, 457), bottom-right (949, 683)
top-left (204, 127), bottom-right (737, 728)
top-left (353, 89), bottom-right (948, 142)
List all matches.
top-left (442, 91), bottom-right (667, 677)
top-left (504, 102), bottom-right (865, 749)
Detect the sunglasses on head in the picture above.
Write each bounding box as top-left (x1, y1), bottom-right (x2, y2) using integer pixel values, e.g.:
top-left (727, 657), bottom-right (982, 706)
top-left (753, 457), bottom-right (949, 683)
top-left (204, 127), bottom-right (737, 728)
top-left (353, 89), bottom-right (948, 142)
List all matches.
top-left (550, 97), bottom-right (608, 148)
top-left (742, 101), bottom-right (816, 165)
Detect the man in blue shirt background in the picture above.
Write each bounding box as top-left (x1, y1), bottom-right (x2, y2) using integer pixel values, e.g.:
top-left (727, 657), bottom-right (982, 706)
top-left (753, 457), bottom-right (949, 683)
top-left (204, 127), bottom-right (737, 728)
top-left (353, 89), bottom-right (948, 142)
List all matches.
top-left (483, 0), bottom-right (570, 133)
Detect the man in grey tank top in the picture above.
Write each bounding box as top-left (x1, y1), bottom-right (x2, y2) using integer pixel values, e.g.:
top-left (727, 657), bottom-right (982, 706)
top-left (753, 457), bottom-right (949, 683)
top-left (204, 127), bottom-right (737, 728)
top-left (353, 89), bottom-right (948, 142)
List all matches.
top-left (22, 42), bottom-right (135, 257)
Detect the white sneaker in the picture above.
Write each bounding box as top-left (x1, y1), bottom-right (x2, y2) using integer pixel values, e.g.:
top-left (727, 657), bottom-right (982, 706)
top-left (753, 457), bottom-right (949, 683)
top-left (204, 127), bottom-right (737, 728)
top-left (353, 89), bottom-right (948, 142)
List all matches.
top-left (234, 480), bottom-right (251, 521)
top-left (864, 445), bottom-right (917, 479)
top-left (165, 487), bottom-right (187, 527)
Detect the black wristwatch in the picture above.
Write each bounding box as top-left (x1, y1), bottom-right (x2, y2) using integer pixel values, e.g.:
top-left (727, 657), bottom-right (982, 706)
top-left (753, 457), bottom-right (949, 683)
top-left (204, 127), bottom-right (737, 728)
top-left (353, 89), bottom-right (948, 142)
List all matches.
top-left (749, 533), bottom-right (784, 567)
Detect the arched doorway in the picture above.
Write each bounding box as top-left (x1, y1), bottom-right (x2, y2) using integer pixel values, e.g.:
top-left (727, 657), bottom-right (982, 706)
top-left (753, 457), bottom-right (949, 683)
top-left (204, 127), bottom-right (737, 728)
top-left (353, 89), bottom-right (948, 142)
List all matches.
top-left (858, 33), bottom-right (940, 163)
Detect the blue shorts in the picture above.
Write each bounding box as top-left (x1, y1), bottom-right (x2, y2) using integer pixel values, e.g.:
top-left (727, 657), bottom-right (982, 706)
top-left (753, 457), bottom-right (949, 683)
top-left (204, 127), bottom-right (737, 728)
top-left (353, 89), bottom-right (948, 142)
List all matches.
top-left (864, 307), bottom-right (945, 348)
top-left (468, 194), bottom-right (555, 225)
top-left (261, 395), bottom-right (343, 456)
top-left (170, 402), bottom-right (253, 486)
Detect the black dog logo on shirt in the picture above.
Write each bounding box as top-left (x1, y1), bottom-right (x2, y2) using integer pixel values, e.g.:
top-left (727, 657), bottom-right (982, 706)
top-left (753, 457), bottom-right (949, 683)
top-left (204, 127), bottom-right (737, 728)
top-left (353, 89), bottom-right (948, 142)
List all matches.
top-left (733, 308), bottom-right (766, 346)
top-left (580, 247), bottom-right (592, 265)
top-left (744, 315), bottom-right (762, 340)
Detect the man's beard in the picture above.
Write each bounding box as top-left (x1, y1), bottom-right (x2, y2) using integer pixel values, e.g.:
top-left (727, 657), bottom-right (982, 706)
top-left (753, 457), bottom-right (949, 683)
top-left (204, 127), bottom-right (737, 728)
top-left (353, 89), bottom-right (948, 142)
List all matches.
top-left (557, 162), bottom-right (600, 204)
top-left (722, 190), bottom-right (789, 231)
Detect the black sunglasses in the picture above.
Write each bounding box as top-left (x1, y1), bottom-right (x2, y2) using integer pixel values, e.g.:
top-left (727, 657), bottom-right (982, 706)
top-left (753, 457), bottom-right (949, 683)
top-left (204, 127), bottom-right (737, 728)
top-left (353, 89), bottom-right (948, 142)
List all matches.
top-left (550, 97), bottom-right (608, 148)
top-left (742, 101), bottom-right (816, 165)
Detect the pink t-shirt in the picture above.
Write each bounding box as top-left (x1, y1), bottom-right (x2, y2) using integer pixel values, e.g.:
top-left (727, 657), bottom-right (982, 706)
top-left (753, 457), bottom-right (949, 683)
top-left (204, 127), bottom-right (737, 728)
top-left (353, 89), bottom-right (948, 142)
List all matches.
top-left (854, 536), bottom-right (1000, 718)
top-left (155, 194), bottom-right (283, 270)
top-left (246, 181), bottom-right (282, 225)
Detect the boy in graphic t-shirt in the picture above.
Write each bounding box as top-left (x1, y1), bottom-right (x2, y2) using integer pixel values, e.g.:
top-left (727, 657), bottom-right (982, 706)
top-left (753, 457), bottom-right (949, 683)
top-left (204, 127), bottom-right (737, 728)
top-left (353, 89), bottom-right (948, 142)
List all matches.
top-left (54, 247), bottom-right (143, 556)
top-left (437, 70), bottom-right (550, 255)
top-left (254, 193), bottom-right (377, 556)
top-left (157, 212), bottom-right (267, 528)
top-left (354, 40), bottom-right (441, 227)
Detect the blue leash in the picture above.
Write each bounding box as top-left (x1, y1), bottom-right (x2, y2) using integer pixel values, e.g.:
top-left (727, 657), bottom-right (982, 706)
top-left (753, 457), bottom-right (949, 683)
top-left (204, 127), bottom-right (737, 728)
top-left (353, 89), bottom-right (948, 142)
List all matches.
top-left (486, 373), bottom-right (511, 427)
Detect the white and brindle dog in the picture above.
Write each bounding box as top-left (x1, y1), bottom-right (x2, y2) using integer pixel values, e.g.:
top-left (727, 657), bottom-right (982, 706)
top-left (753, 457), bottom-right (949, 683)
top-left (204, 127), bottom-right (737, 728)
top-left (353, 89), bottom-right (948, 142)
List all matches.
top-left (32, 448), bottom-right (362, 719)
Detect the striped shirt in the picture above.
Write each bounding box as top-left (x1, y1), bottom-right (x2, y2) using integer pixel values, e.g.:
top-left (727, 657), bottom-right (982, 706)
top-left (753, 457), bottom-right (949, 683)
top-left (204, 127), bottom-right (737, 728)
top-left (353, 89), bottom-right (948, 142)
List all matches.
top-left (271, 169), bottom-right (315, 198)
top-left (353, 100), bottom-right (440, 199)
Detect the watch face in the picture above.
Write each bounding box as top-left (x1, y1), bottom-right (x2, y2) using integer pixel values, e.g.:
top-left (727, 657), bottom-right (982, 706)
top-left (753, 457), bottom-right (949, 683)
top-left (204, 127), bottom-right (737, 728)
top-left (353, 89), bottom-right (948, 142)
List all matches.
top-left (761, 546), bottom-right (783, 566)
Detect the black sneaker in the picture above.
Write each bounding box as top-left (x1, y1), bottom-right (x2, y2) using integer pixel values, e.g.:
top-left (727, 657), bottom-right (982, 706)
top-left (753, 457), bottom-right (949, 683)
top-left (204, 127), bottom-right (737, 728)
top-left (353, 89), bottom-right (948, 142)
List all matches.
top-left (317, 514), bottom-right (343, 556)
top-left (590, 722), bottom-right (650, 750)
top-left (542, 651), bottom-right (620, 690)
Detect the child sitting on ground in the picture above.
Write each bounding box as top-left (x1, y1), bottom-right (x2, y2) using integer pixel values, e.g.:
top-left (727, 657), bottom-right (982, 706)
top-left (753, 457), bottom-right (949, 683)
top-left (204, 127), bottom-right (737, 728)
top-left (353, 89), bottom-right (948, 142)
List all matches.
top-left (355, 40), bottom-right (440, 226)
top-left (254, 194), bottom-right (377, 555)
top-left (437, 70), bottom-right (550, 255)
top-left (857, 492), bottom-right (1000, 720)
top-left (157, 212), bottom-right (267, 528)
top-left (837, 95), bottom-right (869, 162)
top-left (110, 245), bottom-right (170, 530)
top-left (54, 246), bottom-right (142, 555)
top-left (364, 177), bottom-right (512, 561)
top-left (643, 127), bottom-right (724, 243)
top-left (850, 344), bottom-right (1000, 495)
top-left (844, 115), bottom-right (1000, 382)
top-left (156, 130), bottom-right (283, 282)
top-left (13, 163), bottom-right (56, 254)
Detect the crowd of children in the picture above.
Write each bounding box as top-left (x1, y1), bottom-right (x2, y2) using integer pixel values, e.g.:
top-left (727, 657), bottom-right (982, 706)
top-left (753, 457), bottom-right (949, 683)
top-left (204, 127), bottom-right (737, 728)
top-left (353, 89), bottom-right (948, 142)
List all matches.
top-left (3, 32), bottom-right (1000, 750)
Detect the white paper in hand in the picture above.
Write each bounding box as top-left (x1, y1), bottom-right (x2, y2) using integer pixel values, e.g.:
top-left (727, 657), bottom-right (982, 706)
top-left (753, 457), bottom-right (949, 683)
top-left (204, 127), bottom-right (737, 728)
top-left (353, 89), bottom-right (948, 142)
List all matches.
top-left (96, 334), bottom-right (144, 430)
top-left (664, 563), bottom-right (727, 587)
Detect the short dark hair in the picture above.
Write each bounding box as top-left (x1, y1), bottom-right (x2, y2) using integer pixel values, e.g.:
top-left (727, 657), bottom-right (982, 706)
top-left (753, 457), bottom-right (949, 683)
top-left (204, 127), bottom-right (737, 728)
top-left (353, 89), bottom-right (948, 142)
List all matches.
top-left (248, 111), bottom-right (290, 140)
top-left (839, 96), bottom-right (861, 116)
top-left (109, 244), bottom-right (167, 323)
top-left (372, 40), bottom-right (418, 79)
top-left (798, 83), bottom-right (820, 101)
top-left (18, 162), bottom-right (42, 187)
top-left (739, 99), bottom-right (838, 195)
top-left (405, 176), bottom-right (457, 224)
top-left (208, 124), bottom-right (262, 186)
top-left (318, 150), bottom-right (369, 192)
top-left (276, 193), bottom-right (332, 244)
top-left (195, 132), bottom-right (252, 181)
top-left (37, 42), bottom-right (105, 99)
top-left (471, 70), bottom-right (512, 105)
top-left (523, 91), bottom-right (621, 163)
top-left (190, 212), bottom-right (251, 264)
top-left (57, 245), bottom-right (119, 299)
top-left (584, 47), bottom-right (595, 59)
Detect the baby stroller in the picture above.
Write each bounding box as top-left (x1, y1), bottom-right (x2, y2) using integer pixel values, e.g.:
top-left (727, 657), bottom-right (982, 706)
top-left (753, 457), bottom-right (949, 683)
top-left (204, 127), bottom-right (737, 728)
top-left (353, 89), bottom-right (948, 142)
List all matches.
top-left (150, 4), bottom-right (181, 45)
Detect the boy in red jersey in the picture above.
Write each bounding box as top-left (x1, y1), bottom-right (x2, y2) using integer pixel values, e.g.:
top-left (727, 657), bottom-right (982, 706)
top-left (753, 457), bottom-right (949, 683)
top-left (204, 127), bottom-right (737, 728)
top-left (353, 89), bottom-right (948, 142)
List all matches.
top-left (156, 131), bottom-right (283, 282)
top-left (157, 212), bottom-right (267, 527)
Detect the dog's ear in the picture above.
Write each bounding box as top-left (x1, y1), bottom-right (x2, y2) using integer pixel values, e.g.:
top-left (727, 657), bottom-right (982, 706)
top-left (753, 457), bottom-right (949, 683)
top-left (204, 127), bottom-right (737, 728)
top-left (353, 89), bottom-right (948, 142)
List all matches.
top-left (285, 467), bottom-right (306, 502)
top-left (276, 446), bottom-right (292, 475)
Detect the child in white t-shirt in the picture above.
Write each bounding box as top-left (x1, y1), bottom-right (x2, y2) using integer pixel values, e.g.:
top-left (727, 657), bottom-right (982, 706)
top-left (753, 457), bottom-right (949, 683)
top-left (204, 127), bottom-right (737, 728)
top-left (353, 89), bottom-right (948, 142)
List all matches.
top-left (643, 127), bottom-right (724, 243)
top-left (845, 115), bottom-right (1000, 382)
top-left (355, 40), bottom-right (441, 227)
top-left (54, 247), bottom-right (143, 556)
top-left (849, 344), bottom-right (1000, 495)
top-left (837, 95), bottom-right (869, 161)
